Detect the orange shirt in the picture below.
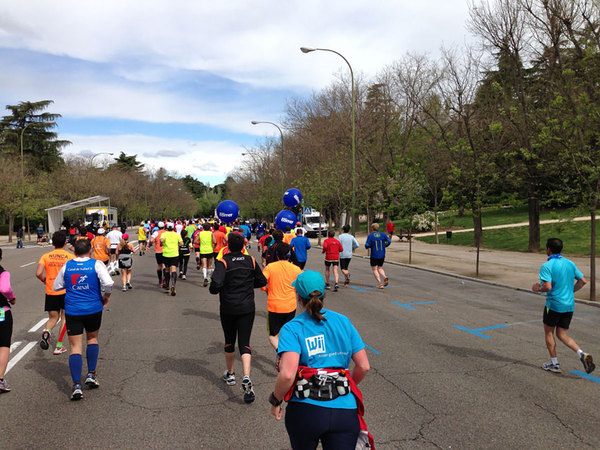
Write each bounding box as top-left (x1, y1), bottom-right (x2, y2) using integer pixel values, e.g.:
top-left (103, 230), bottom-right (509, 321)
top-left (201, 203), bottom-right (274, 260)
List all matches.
top-left (153, 229), bottom-right (165, 252)
top-left (91, 236), bottom-right (110, 262)
top-left (213, 230), bottom-right (227, 253)
top-left (38, 248), bottom-right (75, 295)
top-left (283, 232), bottom-right (295, 245)
top-left (261, 260), bottom-right (302, 313)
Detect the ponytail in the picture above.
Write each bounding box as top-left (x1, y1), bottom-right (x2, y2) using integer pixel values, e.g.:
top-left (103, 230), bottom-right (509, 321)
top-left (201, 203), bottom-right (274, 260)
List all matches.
top-left (301, 291), bottom-right (326, 322)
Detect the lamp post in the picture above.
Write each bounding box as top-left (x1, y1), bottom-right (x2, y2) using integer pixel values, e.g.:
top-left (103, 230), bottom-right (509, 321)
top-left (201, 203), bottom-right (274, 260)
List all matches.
top-left (251, 120), bottom-right (285, 197)
top-left (300, 46), bottom-right (357, 234)
top-left (90, 152), bottom-right (114, 167)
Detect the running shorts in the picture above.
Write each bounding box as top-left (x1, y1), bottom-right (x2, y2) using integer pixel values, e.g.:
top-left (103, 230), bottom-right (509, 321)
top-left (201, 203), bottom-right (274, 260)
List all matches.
top-left (267, 310), bottom-right (296, 336)
top-left (65, 311), bottom-right (102, 336)
top-left (293, 260), bottom-right (306, 270)
top-left (200, 253), bottom-right (213, 260)
top-left (324, 260), bottom-right (339, 267)
top-left (162, 256), bottom-right (180, 268)
top-left (44, 293), bottom-right (65, 312)
top-left (543, 307), bottom-right (573, 330)
top-left (339, 258), bottom-right (351, 271)
top-left (370, 258), bottom-right (385, 267)
top-left (0, 310), bottom-right (13, 347)
top-left (213, 252), bottom-right (219, 260)
top-left (155, 253), bottom-right (164, 265)
top-left (110, 248), bottom-right (117, 255)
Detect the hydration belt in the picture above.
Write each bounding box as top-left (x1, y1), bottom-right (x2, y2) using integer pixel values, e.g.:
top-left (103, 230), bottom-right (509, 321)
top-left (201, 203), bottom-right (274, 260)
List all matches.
top-left (294, 368), bottom-right (351, 401)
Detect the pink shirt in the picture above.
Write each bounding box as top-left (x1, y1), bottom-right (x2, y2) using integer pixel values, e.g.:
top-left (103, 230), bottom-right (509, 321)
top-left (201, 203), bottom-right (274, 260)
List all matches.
top-left (0, 270), bottom-right (16, 302)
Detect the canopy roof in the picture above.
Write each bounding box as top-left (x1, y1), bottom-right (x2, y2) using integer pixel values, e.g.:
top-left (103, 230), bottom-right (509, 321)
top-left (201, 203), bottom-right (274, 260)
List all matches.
top-left (45, 196), bottom-right (110, 212)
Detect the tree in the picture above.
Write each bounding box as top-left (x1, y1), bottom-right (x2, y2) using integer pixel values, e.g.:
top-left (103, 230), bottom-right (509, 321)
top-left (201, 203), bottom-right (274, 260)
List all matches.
top-left (112, 152), bottom-right (145, 172)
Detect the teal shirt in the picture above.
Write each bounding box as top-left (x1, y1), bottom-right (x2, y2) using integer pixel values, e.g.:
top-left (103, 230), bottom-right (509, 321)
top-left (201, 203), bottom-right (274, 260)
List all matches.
top-left (539, 255), bottom-right (583, 313)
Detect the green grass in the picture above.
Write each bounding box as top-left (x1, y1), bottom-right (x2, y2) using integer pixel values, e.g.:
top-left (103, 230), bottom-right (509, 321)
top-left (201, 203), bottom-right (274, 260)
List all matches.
top-left (417, 219), bottom-right (599, 255)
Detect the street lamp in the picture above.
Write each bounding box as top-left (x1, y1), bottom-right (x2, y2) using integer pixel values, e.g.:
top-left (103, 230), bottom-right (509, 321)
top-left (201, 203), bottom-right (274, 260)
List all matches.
top-left (251, 120), bottom-right (285, 197)
top-left (300, 46), bottom-right (357, 234)
top-left (20, 120), bottom-right (56, 231)
top-left (90, 152), bottom-right (114, 167)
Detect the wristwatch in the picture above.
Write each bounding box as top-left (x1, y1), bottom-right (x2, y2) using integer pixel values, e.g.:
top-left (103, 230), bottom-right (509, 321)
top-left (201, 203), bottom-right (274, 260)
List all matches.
top-left (269, 392), bottom-right (283, 407)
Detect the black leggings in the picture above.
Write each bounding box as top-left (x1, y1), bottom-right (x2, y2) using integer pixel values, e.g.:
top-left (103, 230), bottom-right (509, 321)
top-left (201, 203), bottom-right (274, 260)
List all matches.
top-left (285, 402), bottom-right (360, 450)
top-left (179, 254), bottom-right (190, 275)
top-left (220, 311), bottom-right (255, 355)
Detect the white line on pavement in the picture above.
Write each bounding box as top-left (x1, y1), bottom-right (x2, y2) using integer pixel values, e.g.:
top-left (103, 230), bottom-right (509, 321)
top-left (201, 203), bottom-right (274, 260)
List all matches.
top-left (28, 318), bottom-right (47, 333)
top-left (19, 261), bottom-right (36, 268)
top-left (10, 341), bottom-right (22, 353)
top-left (6, 342), bottom-right (37, 374)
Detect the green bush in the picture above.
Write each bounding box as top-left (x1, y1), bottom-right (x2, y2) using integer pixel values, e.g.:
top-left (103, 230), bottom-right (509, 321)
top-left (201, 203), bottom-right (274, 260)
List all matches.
top-left (0, 224), bottom-right (8, 235)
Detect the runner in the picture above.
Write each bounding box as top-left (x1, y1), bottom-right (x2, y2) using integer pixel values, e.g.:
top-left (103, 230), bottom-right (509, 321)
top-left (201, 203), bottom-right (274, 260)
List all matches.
top-left (386, 220), bottom-right (395, 240)
top-left (198, 222), bottom-right (216, 287)
top-left (532, 238), bottom-right (595, 374)
top-left (178, 229), bottom-right (192, 280)
top-left (290, 229), bottom-right (311, 270)
top-left (338, 225), bottom-right (359, 286)
top-left (261, 243), bottom-right (302, 353)
top-left (53, 239), bottom-right (113, 401)
top-left (116, 234), bottom-right (135, 291)
top-left (265, 230), bottom-right (285, 266)
top-left (269, 270), bottom-right (372, 449)
top-left (209, 233), bottom-right (267, 403)
top-left (322, 230), bottom-right (344, 292)
top-left (0, 249), bottom-right (16, 392)
top-left (283, 226), bottom-right (295, 245)
top-left (106, 225), bottom-right (123, 275)
top-left (258, 229), bottom-right (274, 267)
top-left (137, 222), bottom-right (147, 256)
top-left (90, 228), bottom-right (110, 267)
top-left (16, 225), bottom-right (25, 249)
top-left (150, 221), bottom-right (166, 288)
top-left (365, 223), bottom-right (391, 289)
top-left (36, 231), bottom-right (74, 355)
top-left (192, 224), bottom-right (202, 271)
top-left (161, 223), bottom-right (183, 296)
top-left (36, 223), bottom-right (45, 245)
top-left (213, 225), bottom-right (227, 264)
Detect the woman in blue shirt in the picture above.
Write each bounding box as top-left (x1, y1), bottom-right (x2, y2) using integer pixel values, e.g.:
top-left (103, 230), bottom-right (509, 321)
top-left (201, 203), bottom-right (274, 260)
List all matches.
top-left (269, 270), bottom-right (370, 449)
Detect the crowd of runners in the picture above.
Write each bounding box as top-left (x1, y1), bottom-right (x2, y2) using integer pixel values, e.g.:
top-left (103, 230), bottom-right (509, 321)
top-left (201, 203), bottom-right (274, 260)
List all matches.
top-left (0, 214), bottom-right (596, 449)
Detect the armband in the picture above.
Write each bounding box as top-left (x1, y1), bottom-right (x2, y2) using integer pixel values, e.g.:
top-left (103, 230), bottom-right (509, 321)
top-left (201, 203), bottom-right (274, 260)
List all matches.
top-left (269, 392), bottom-right (283, 406)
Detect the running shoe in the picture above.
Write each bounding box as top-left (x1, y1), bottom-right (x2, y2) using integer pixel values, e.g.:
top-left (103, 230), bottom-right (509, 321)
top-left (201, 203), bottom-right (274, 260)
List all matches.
top-left (85, 373), bottom-right (99, 389)
top-left (162, 283), bottom-right (170, 290)
top-left (170, 286), bottom-right (176, 296)
top-left (53, 346), bottom-right (67, 355)
top-left (580, 353), bottom-right (595, 374)
top-left (377, 284), bottom-right (384, 289)
top-left (122, 286), bottom-right (127, 292)
top-left (344, 277), bottom-right (350, 286)
top-left (333, 284), bottom-right (339, 292)
top-left (242, 377), bottom-right (255, 404)
top-left (223, 370), bottom-right (236, 386)
top-left (71, 384), bottom-right (83, 401)
top-left (325, 284), bottom-right (331, 290)
top-left (203, 278), bottom-right (208, 287)
top-left (40, 330), bottom-right (50, 350)
top-left (182, 275), bottom-right (187, 280)
top-left (383, 277), bottom-right (389, 287)
top-left (178, 272), bottom-right (182, 278)
top-left (196, 262), bottom-right (201, 270)
top-left (0, 378), bottom-right (11, 392)
top-left (542, 362), bottom-right (562, 373)
top-left (127, 282), bottom-right (133, 289)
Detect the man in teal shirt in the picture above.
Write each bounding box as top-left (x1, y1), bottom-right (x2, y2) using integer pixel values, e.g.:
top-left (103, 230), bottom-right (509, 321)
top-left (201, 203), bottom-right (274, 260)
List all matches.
top-left (532, 238), bottom-right (594, 374)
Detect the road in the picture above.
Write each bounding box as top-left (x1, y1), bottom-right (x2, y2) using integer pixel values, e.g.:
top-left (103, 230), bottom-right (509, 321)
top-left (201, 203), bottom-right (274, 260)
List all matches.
top-left (2, 242), bottom-right (600, 449)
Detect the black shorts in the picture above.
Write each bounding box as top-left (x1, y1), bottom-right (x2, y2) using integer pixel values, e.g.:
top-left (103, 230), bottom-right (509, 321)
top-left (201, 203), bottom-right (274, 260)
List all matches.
top-left (213, 252), bottom-right (219, 260)
top-left (44, 293), bottom-right (65, 312)
top-left (324, 260), bottom-right (339, 267)
top-left (65, 311), bottom-right (103, 336)
top-left (293, 260), bottom-right (306, 270)
top-left (162, 256), bottom-right (180, 268)
top-left (155, 253), bottom-right (164, 265)
top-left (340, 258), bottom-right (351, 270)
top-left (200, 253), bottom-right (213, 260)
top-left (0, 310), bottom-right (13, 348)
top-left (267, 310), bottom-right (296, 336)
top-left (370, 258), bottom-right (385, 267)
top-left (543, 307), bottom-right (573, 329)
top-left (110, 248), bottom-right (117, 255)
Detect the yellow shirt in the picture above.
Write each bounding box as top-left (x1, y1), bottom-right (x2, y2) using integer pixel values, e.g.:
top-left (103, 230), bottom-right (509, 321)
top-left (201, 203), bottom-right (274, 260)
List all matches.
top-left (161, 231), bottom-right (183, 258)
top-left (217, 247), bottom-right (248, 260)
top-left (138, 227), bottom-right (147, 240)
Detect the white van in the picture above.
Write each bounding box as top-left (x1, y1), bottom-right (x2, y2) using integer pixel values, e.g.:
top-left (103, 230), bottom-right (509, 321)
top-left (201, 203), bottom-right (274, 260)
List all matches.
top-left (302, 209), bottom-right (327, 238)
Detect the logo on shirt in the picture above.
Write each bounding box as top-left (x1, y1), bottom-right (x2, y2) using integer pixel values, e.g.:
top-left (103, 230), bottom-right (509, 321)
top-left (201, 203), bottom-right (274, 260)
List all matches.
top-left (305, 334), bottom-right (326, 357)
top-left (70, 274), bottom-right (90, 290)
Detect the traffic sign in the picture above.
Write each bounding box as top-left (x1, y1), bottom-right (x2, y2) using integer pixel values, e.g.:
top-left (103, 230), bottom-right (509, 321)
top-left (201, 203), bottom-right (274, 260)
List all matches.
top-left (303, 207), bottom-right (312, 215)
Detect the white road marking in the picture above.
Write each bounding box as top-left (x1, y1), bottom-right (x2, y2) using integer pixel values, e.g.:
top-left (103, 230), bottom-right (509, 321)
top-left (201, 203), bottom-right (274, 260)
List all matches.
top-left (10, 341), bottom-right (22, 353)
top-left (6, 342), bottom-right (37, 374)
top-left (28, 318), bottom-right (47, 333)
top-left (19, 261), bottom-right (36, 268)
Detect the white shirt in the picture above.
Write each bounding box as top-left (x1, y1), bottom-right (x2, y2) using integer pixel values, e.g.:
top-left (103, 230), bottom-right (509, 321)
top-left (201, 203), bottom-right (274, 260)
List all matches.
top-left (53, 257), bottom-right (115, 294)
top-left (175, 224), bottom-right (184, 233)
top-left (106, 230), bottom-right (123, 247)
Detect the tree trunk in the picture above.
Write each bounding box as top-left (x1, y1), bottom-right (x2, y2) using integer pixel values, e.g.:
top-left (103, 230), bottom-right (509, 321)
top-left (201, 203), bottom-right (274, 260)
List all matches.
top-left (434, 197), bottom-right (439, 245)
top-left (8, 215), bottom-right (14, 243)
top-left (472, 206), bottom-right (483, 277)
top-left (408, 227), bottom-right (412, 264)
top-left (528, 196), bottom-right (540, 252)
top-left (591, 210), bottom-right (596, 301)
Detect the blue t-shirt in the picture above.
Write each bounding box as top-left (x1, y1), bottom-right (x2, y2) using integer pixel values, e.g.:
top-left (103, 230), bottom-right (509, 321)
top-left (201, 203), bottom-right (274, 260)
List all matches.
top-left (338, 233), bottom-right (359, 259)
top-left (365, 232), bottom-right (390, 259)
top-left (278, 309), bottom-right (365, 409)
top-left (290, 236), bottom-right (311, 262)
top-left (539, 255), bottom-right (584, 313)
top-left (64, 259), bottom-right (104, 316)
top-left (240, 225), bottom-right (252, 239)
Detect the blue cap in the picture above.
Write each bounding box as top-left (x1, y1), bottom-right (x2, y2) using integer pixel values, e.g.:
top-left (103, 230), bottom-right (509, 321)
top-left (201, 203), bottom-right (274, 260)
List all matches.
top-left (292, 270), bottom-right (325, 300)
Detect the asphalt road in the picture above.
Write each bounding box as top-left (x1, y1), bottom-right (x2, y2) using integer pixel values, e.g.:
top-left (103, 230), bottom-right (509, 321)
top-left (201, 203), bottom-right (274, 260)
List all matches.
top-left (2, 242), bottom-right (600, 449)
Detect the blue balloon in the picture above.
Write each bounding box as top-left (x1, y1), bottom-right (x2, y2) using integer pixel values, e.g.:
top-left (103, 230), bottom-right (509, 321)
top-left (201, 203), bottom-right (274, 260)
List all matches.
top-left (275, 209), bottom-right (297, 231)
top-left (283, 188), bottom-right (302, 208)
top-left (216, 200), bottom-right (239, 222)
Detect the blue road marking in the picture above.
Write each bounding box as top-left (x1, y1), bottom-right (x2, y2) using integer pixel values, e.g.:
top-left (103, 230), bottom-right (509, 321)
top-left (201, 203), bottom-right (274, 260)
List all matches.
top-left (392, 301), bottom-right (436, 310)
top-left (453, 324), bottom-right (509, 339)
top-left (350, 285), bottom-right (386, 292)
top-left (570, 370), bottom-right (600, 384)
top-left (364, 344), bottom-right (381, 355)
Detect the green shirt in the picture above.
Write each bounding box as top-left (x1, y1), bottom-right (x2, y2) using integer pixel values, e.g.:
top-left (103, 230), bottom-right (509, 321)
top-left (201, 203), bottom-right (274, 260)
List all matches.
top-left (162, 231), bottom-right (183, 258)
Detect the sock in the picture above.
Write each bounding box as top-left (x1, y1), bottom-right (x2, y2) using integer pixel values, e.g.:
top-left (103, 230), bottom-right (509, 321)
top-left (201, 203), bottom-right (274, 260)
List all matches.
top-left (171, 272), bottom-right (177, 286)
top-left (196, 257), bottom-right (200, 263)
top-left (577, 349), bottom-right (584, 358)
top-left (551, 357), bottom-right (559, 365)
top-left (57, 322), bottom-right (67, 346)
top-left (86, 344), bottom-right (99, 373)
top-left (157, 270), bottom-right (162, 283)
top-left (202, 268), bottom-right (207, 278)
top-left (163, 269), bottom-right (169, 285)
top-left (69, 353), bottom-right (83, 384)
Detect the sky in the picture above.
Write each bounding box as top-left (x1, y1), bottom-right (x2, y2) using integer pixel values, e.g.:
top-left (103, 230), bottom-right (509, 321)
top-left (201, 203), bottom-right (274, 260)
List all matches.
top-left (0, 0), bottom-right (473, 186)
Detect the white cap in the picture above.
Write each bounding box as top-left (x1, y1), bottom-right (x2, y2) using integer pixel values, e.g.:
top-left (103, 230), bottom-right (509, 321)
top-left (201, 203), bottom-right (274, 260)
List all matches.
top-left (97, 228), bottom-right (105, 234)
top-left (158, 221), bottom-right (165, 228)
top-left (167, 222), bottom-right (174, 229)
